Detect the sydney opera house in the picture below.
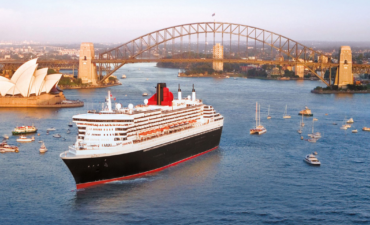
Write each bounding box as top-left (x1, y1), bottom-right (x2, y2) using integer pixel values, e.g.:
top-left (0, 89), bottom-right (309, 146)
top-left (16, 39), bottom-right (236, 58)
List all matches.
top-left (0, 59), bottom-right (83, 108)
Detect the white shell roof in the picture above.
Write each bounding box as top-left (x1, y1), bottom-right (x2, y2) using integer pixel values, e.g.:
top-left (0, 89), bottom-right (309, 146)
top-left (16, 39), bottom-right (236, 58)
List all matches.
top-left (0, 58), bottom-right (63, 97)
top-left (29, 68), bottom-right (48, 96)
top-left (0, 76), bottom-right (15, 96)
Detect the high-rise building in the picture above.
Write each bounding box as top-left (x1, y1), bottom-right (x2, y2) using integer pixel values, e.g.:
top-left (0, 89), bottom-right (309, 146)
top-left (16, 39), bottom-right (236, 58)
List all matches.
top-left (213, 43), bottom-right (223, 71)
top-left (335, 46), bottom-right (353, 87)
top-left (78, 43), bottom-right (98, 85)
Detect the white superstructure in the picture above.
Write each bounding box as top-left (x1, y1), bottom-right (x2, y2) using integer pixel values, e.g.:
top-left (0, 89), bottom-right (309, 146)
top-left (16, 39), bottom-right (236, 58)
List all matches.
top-left (62, 87), bottom-right (223, 158)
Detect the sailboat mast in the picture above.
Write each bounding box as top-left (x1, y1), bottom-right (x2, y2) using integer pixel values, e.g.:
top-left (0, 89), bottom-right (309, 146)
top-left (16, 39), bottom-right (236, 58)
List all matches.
top-left (259, 104), bottom-right (261, 126)
top-left (312, 119), bottom-right (314, 133)
top-left (256, 102), bottom-right (257, 128)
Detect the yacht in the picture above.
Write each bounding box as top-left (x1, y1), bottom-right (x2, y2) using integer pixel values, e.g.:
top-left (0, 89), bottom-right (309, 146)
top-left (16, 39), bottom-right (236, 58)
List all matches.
top-left (39, 142), bottom-right (47, 153)
top-left (0, 141), bottom-right (19, 153)
top-left (298, 106), bottom-right (313, 116)
top-left (308, 119), bottom-right (321, 139)
top-left (267, 105), bottom-right (271, 119)
top-left (304, 154), bottom-right (321, 166)
top-left (250, 102), bottom-right (267, 135)
top-left (363, 127), bottom-right (370, 131)
top-left (341, 124), bottom-right (351, 130)
top-left (283, 105), bottom-right (291, 119)
top-left (347, 118), bottom-right (354, 124)
top-left (68, 122), bottom-right (73, 127)
top-left (47, 127), bottom-right (56, 131)
top-left (17, 136), bottom-right (35, 142)
top-left (53, 134), bottom-right (61, 138)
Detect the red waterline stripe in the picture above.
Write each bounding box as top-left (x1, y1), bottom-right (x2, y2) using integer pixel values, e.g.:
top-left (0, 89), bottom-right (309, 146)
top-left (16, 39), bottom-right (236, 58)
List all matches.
top-left (76, 146), bottom-right (219, 189)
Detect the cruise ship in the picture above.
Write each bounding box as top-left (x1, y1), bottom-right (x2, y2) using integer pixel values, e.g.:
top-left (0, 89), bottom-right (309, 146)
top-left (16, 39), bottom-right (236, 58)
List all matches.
top-left (60, 83), bottom-right (223, 189)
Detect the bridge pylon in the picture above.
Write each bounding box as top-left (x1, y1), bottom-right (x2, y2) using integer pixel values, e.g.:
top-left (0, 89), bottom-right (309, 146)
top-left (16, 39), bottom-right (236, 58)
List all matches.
top-left (78, 42), bottom-right (98, 85)
top-left (334, 46), bottom-right (353, 88)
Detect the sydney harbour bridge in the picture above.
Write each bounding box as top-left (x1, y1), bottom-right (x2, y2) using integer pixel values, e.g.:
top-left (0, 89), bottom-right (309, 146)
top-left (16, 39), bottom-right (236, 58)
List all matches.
top-left (1, 22), bottom-right (370, 87)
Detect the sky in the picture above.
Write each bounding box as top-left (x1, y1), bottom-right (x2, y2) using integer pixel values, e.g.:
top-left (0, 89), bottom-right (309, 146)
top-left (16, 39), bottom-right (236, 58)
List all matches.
top-left (1, 0), bottom-right (370, 44)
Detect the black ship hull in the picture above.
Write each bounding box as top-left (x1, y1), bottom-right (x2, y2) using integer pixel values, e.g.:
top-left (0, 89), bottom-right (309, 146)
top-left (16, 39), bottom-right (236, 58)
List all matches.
top-left (62, 127), bottom-right (223, 189)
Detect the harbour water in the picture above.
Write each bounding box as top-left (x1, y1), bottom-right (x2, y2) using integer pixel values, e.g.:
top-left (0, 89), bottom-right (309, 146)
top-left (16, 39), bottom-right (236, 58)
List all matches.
top-left (1, 63), bottom-right (370, 224)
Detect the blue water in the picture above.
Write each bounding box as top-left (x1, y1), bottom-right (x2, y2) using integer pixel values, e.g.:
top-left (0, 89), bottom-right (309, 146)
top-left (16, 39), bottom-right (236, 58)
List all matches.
top-left (1, 63), bottom-right (370, 224)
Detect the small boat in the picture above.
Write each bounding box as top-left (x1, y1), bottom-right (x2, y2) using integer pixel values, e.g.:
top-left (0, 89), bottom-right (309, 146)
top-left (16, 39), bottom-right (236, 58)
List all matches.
top-left (3, 134), bottom-right (9, 139)
top-left (67, 130), bottom-right (71, 134)
top-left (46, 131), bottom-right (49, 135)
top-left (121, 75), bottom-right (126, 79)
top-left (12, 125), bottom-right (37, 135)
top-left (325, 113), bottom-right (328, 116)
top-left (0, 141), bottom-right (19, 153)
top-left (38, 140), bottom-right (43, 143)
top-left (39, 142), bottom-right (47, 153)
top-left (267, 105), bottom-right (271, 119)
top-left (298, 129), bottom-right (302, 134)
top-left (313, 118), bottom-right (318, 121)
top-left (304, 154), bottom-right (321, 166)
top-left (363, 127), bottom-right (370, 131)
top-left (142, 93), bottom-right (148, 96)
top-left (16, 136), bottom-right (35, 142)
top-left (333, 123), bottom-right (337, 125)
top-left (352, 129), bottom-right (358, 133)
top-left (298, 106), bottom-right (313, 116)
top-left (283, 105), bottom-right (291, 119)
top-left (308, 138), bottom-right (317, 143)
top-left (308, 119), bottom-right (321, 139)
top-left (250, 102), bottom-right (267, 135)
top-left (53, 134), bottom-right (61, 138)
top-left (313, 152), bottom-right (318, 155)
top-left (68, 122), bottom-right (73, 127)
top-left (47, 127), bottom-right (56, 131)
top-left (37, 133), bottom-right (40, 136)
top-left (347, 118), bottom-right (354, 124)
top-left (301, 113), bottom-right (305, 127)
top-left (341, 124), bottom-right (351, 130)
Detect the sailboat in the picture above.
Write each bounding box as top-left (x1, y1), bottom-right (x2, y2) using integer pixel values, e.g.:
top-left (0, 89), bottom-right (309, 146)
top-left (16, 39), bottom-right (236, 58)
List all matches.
top-left (267, 105), bottom-right (271, 119)
top-left (308, 118), bottom-right (321, 139)
top-left (283, 105), bottom-right (291, 119)
top-left (301, 113), bottom-right (305, 127)
top-left (250, 102), bottom-right (267, 135)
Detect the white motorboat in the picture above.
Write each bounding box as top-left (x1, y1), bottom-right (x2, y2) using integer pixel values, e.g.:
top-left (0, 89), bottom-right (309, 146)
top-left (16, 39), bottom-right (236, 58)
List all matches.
top-left (53, 134), bottom-right (61, 138)
top-left (283, 105), bottom-right (291, 119)
top-left (341, 124), bottom-right (351, 130)
top-left (313, 118), bottom-right (318, 121)
top-left (0, 141), bottom-right (19, 153)
top-left (250, 102), bottom-right (267, 135)
top-left (17, 136), bottom-right (35, 142)
top-left (67, 130), bottom-right (71, 134)
top-left (3, 134), bottom-right (9, 139)
top-left (142, 93), bottom-right (148, 96)
top-left (308, 138), bottom-right (317, 143)
top-left (47, 127), bottom-right (56, 131)
top-left (352, 129), bottom-right (358, 133)
top-left (363, 127), bottom-right (370, 132)
top-left (39, 142), bottom-right (47, 153)
top-left (304, 154), bottom-right (321, 166)
top-left (121, 74), bottom-right (126, 79)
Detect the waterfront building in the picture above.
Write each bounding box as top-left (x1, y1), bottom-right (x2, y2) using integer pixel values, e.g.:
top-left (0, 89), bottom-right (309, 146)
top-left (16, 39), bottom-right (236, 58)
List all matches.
top-left (0, 59), bottom-right (83, 108)
top-left (213, 43), bottom-right (223, 71)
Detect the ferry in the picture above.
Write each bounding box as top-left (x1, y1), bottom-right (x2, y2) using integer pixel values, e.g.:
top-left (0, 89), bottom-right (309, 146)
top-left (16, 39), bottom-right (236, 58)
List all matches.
top-left (12, 125), bottom-right (37, 135)
top-left (60, 83), bottom-right (223, 189)
top-left (298, 106), bottom-right (313, 116)
top-left (250, 102), bottom-right (267, 135)
top-left (0, 141), bottom-right (19, 153)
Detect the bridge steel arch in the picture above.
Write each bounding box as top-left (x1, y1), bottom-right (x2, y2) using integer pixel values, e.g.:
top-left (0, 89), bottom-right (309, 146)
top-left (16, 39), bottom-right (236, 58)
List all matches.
top-left (97, 22), bottom-right (330, 85)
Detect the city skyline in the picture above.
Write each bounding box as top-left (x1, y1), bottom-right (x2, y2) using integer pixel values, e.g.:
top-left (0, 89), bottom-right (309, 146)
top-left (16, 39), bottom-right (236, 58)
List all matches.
top-left (1, 0), bottom-right (370, 43)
